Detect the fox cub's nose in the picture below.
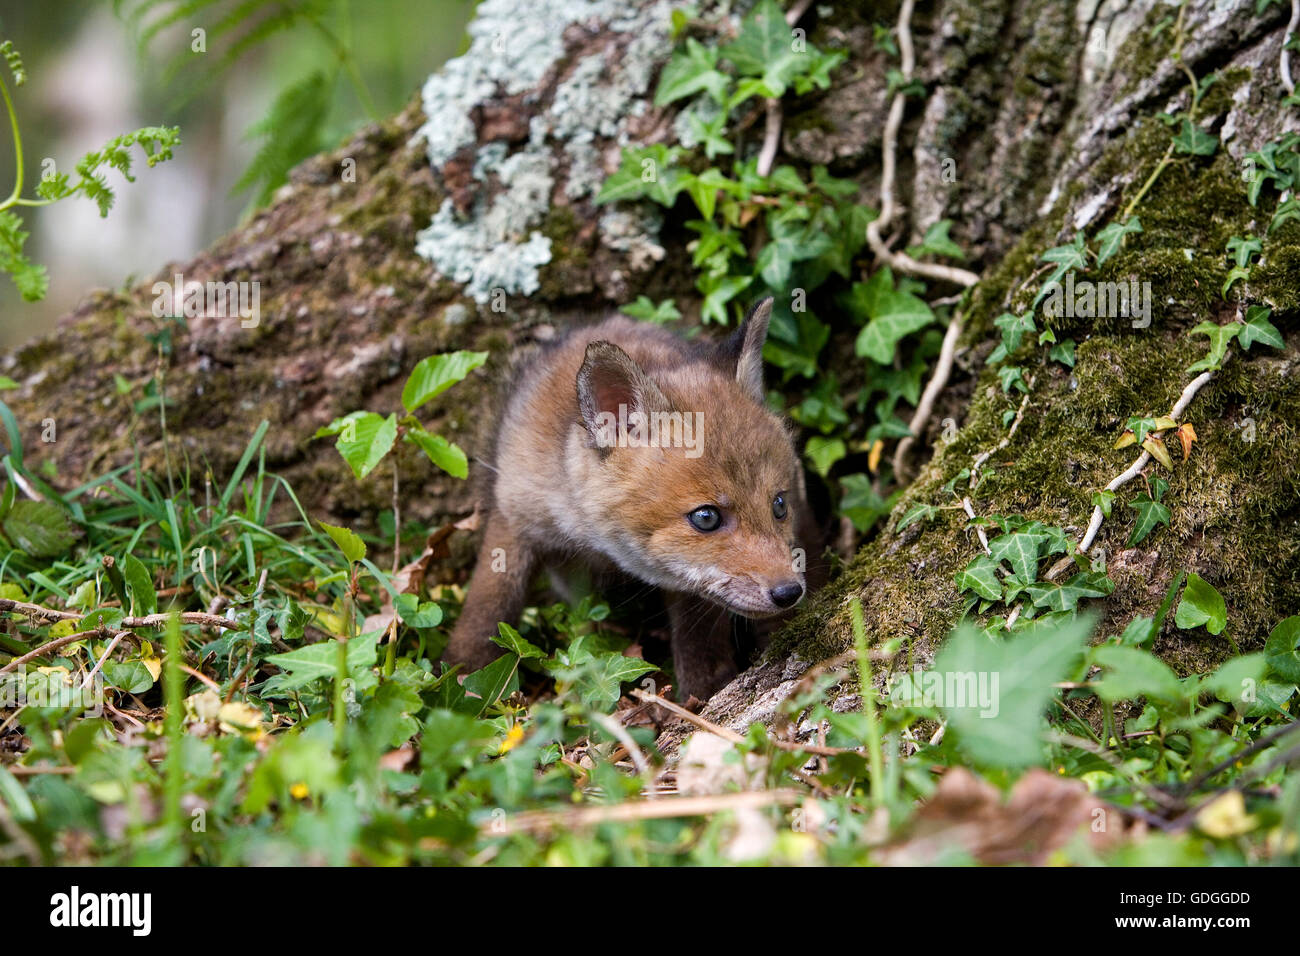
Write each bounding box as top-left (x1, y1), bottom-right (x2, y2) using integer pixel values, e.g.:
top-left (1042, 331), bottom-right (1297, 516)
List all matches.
top-left (769, 581), bottom-right (805, 609)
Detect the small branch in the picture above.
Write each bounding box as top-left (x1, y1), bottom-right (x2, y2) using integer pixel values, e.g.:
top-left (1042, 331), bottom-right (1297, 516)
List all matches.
top-left (969, 376), bottom-right (1034, 488)
top-left (592, 712), bottom-right (655, 789)
top-left (630, 688), bottom-right (855, 757)
top-left (961, 497), bottom-right (991, 554)
top-left (865, 0), bottom-right (981, 288)
top-left (752, 0), bottom-right (817, 179)
top-left (483, 789), bottom-right (805, 836)
top-left (0, 629), bottom-right (101, 676)
top-left (0, 598), bottom-right (242, 633)
top-left (785, 0), bottom-right (815, 26)
top-left (78, 630), bottom-right (129, 691)
top-left (121, 611), bottom-right (241, 630)
top-left (892, 312), bottom-right (963, 479)
top-left (0, 598), bottom-right (79, 622)
top-left (1282, 0), bottom-right (1298, 94)
top-left (755, 98), bottom-right (782, 178)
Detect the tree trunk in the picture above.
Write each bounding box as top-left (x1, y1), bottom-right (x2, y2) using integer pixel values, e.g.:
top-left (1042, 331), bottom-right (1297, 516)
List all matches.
top-left (2, 0), bottom-right (1296, 725)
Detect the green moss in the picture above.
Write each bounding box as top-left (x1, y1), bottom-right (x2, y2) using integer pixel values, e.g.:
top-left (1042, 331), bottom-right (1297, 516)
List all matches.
top-left (776, 76), bottom-right (1300, 683)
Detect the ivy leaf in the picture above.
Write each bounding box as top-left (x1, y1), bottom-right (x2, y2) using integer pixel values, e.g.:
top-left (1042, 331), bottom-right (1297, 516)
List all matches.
top-left (1187, 320), bottom-right (1241, 373)
top-left (839, 474), bottom-right (895, 532)
top-left (402, 351), bottom-right (489, 413)
top-left (1049, 338), bottom-right (1076, 367)
top-left (720, 0), bottom-right (805, 96)
top-left (620, 296), bottom-right (681, 323)
top-left (1171, 117), bottom-right (1218, 156)
top-left (490, 622), bottom-right (547, 660)
top-left (988, 529), bottom-right (1048, 585)
top-left (935, 614), bottom-right (1093, 768)
top-left (262, 630), bottom-right (380, 695)
top-left (896, 502), bottom-right (938, 532)
top-left (1093, 216), bottom-right (1142, 266)
top-left (1269, 196), bottom-right (1300, 233)
top-left (1092, 645), bottom-right (1185, 704)
top-left (1221, 265), bottom-right (1251, 297)
top-left (405, 426), bottom-right (469, 480)
top-left (849, 269), bottom-right (935, 363)
top-left (1092, 489), bottom-right (1116, 518)
top-left (757, 212), bottom-right (833, 288)
top-left (804, 436), bottom-right (845, 478)
top-left (997, 365), bottom-right (1027, 395)
top-left (990, 311), bottom-right (1035, 362)
top-left (1142, 435), bottom-right (1174, 470)
top-left (596, 145), bottom-right (686, 206)
top-left (654, 38), bottom-right (730, 105)
top-left (1024, 572), bottom-right (1114, 613)
top-left (1226, 235), bottom-right (1262, 268)
top-left (681, 168), bottom-right (735, 222)
top-left (1174, 572), bottom-right (1227, 635)
top-left (1126, 492), bottom-right (1171, 546)
top-left (685, 109), bottom-right (734, 159)
top-left (1039, 233), bottom-right (1087, 286)
top-left (1264, 615), bottom-right (1300, 683)
top-left (906, 219), bottom-right (965, 260)
top-left (699, 274), bottom-right (752, 325)
top-left (955, 555), bottom-right (1003, 602)
top-left (1238, 306), bottom-right (1283, 350)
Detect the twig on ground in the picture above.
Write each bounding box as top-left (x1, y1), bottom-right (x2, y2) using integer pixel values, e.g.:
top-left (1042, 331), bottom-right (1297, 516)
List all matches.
top-left (483, 789), bottom-right (805, 835)
top-left (0, 629), bottom-right (103, 676)
top-left (592, 712), bottom-right (656, 792)
top-left (78, 630), bottom-right (130, 691)
top-left (630, 688), bottom-right (856, 757)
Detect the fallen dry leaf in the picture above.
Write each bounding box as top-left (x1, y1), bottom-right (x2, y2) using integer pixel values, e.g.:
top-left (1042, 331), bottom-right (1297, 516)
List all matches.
top-left (876, 767), bottom-right (1124, 865)
top-left (362, 510), bottom-right (481, 635)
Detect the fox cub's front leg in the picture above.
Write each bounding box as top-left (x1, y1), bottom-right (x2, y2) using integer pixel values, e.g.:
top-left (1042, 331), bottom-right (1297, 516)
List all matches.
top-left (666, 592), bottom-right (740, 702)
top-left (445, 512), bottom-right (536, 673)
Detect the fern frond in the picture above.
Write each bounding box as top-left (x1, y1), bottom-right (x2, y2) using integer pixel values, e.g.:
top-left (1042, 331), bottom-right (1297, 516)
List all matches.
top-left (233, 70), bottom-right (330, 207)
top-left (137, 0), bottom-right (228, 47)
top-left (0, 40), bottom-right (26, 87)
top-left (0, 210), bottom-right (48, 301)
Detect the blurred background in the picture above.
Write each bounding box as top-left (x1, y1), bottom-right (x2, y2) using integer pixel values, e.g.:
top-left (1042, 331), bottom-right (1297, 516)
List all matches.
top-left (0, 0), bottom-right (477, 347)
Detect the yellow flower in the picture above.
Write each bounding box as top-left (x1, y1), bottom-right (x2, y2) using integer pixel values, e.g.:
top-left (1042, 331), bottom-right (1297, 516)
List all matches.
top-left (498, 723), bottom-right (525, 754)
top-left (290, 782), bottom-right (309, 800)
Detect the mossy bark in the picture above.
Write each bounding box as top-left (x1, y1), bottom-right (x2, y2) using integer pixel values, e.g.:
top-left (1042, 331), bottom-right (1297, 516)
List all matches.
top-left (0, 0), bottom-right (1295, 722)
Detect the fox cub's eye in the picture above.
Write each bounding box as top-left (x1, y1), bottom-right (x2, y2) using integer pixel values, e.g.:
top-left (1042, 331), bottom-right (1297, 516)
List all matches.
top-left (772, 494), bottom-right (788, 521)
top-left (687, 506), bottom-right (723, 532)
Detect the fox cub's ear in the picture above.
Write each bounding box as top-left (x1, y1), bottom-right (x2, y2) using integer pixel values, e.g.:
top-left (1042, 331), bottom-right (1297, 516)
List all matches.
top-left (576, 341), bottom-right (670, 441)
top-left (721, 297), bottom-right (772, 403)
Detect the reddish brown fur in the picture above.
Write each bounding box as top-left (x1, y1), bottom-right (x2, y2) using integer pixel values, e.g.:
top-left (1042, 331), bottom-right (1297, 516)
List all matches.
top-left (445, 301), bottom-right (824, 700)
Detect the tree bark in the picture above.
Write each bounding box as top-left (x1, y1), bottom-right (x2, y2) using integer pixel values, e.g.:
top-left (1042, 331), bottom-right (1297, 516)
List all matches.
top-left (1, 0), bottom-right (1296, 725)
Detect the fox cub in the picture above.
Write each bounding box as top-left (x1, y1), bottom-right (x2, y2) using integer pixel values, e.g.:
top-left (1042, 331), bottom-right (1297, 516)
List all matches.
top-left (444, 298), bottom-right (822, 700)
